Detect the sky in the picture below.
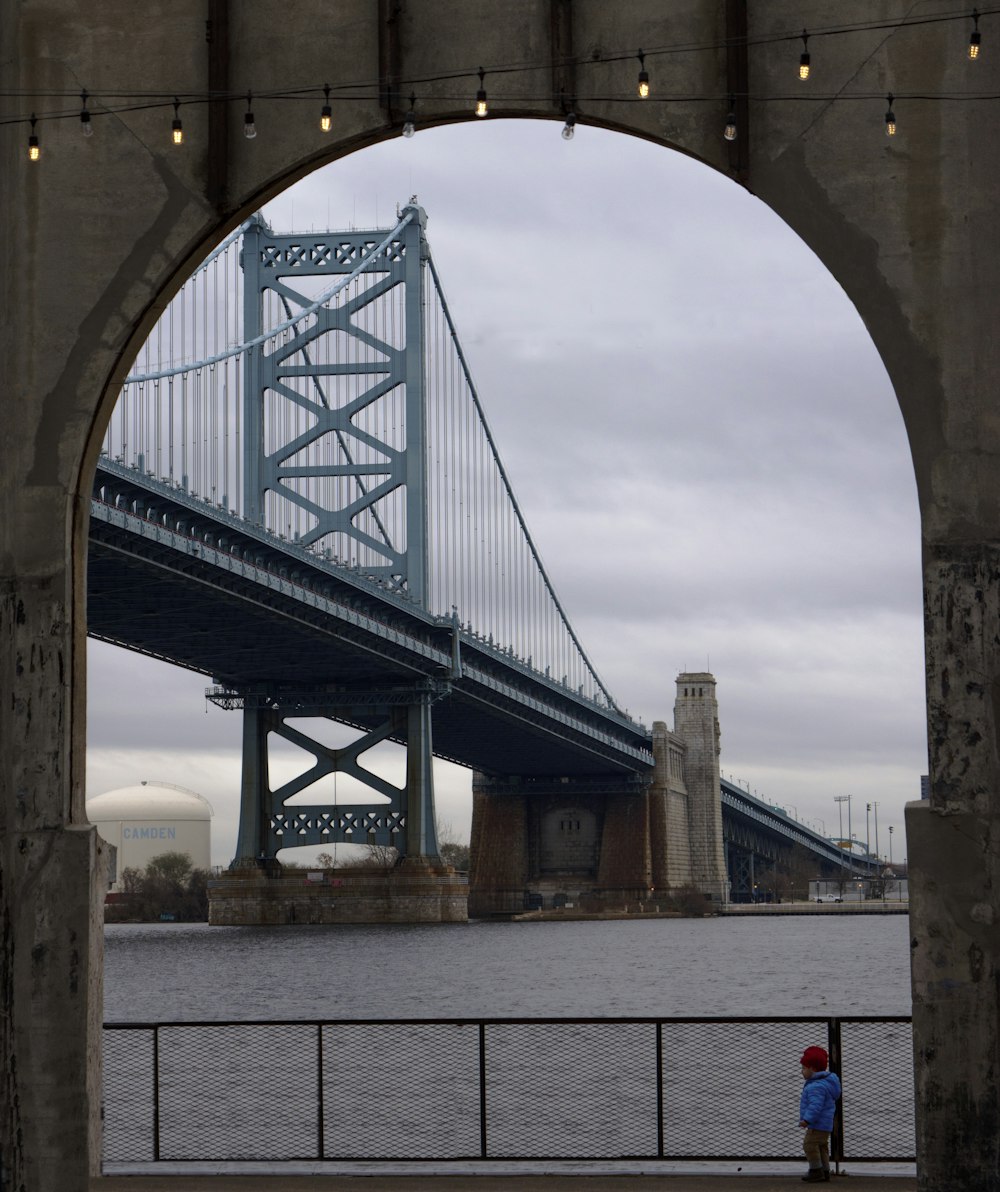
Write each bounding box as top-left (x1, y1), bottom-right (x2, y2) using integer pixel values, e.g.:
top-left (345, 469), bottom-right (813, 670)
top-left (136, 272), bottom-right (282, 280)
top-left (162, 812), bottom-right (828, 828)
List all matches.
top-left (86, 118), bottom-right (924, 870)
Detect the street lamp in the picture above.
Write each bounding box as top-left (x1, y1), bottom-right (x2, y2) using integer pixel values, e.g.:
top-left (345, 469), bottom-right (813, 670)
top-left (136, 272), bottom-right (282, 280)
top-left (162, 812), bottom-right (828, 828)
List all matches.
top-left (888, 824), bottom-right (894, 866)
top-left (872, 802), bottom-right (880, 862)
top-left (834, 795), bottom-right (848, 845)
top-left (834, 795), bottom-right (851, 895)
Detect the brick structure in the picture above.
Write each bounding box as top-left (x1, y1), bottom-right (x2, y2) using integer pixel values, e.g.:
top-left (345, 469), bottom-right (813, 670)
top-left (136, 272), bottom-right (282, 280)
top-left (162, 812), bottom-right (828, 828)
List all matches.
top-left (469, 672), bottom-right (729, 914)
top-left (208, 858), bottom-right (468, 925)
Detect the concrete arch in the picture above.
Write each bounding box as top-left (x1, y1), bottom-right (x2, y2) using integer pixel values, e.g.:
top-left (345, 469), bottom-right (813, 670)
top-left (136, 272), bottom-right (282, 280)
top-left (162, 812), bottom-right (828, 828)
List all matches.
top-left (2, 4), bottom-right (997, 1189)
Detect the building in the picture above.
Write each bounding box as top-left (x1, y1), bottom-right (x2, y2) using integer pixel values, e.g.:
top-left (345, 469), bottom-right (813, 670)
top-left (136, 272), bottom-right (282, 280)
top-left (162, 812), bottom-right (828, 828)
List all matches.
top-left (86, 781), bottom-right (212, 888)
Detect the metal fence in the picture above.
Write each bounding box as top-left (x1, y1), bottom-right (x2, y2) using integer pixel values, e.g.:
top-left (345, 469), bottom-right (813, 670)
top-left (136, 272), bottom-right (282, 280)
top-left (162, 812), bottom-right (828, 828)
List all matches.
top-left (103, 1016), bottom-right (914, 1168)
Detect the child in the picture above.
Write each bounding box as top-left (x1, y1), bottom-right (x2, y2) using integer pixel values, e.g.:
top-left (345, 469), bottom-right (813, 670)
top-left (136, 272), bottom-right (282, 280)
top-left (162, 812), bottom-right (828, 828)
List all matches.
top-left (798, 1045), bottom-right (841, 1182)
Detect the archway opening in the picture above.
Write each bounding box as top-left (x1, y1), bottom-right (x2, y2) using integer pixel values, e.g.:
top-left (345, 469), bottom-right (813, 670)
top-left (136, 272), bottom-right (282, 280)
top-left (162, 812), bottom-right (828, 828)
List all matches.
top-left (88, 118), bottom-right (924, 879)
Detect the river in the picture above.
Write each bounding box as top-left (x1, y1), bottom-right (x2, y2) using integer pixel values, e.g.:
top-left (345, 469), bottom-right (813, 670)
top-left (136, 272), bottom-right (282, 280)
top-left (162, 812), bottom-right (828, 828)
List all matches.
top-left (105, 913), bottom-right (912, 1020)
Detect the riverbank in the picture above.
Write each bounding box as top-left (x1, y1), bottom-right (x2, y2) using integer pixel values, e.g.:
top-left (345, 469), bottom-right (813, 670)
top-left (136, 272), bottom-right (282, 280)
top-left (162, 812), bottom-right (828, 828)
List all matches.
top-left (723, 900), bottom-right (908, 916)
top-left (492, 899), bottom-right (908, 922)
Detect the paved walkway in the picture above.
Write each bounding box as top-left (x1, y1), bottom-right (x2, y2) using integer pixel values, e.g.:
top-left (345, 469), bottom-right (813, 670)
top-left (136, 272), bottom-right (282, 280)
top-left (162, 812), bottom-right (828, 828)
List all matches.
top-left (93, 1173), bottom-right (917, 1191)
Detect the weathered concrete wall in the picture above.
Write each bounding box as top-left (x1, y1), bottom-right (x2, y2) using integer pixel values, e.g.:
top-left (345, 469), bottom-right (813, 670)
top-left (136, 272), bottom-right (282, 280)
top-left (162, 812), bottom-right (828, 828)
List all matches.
top-left (2, 1), bottom-right (999, 1187)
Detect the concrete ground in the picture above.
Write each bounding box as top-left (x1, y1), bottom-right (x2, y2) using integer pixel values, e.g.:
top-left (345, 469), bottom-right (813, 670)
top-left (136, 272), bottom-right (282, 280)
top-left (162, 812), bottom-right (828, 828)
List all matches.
top-left (93, 1174), bottom-right (918, 1191)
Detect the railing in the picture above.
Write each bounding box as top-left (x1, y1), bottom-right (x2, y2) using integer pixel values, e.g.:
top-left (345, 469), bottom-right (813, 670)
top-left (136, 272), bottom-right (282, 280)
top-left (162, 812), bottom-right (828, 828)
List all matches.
top-left (102, 1016), bottom-right (914, 1169)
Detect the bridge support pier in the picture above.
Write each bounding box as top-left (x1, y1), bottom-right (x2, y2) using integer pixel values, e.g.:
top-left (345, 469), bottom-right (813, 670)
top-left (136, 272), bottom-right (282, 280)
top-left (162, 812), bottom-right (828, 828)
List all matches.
top-left (469, 776), bottom-right (657, 916)
top-left (907, 546), bottom-right (1000, 1191)
top-left (1, 578), bottom-right (110, 1191)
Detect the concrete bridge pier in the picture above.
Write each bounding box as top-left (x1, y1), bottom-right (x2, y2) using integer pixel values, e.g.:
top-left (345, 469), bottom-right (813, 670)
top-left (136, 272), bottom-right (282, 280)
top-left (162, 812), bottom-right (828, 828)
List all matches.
top-left (468, 774), bottom-right (657, 915)
top-left (469, 673), bottom-right (730, 915)
top-left (1, 545), bottom-right (110, 1188)
top-left (906, 548), bottom-right (1000, 1190)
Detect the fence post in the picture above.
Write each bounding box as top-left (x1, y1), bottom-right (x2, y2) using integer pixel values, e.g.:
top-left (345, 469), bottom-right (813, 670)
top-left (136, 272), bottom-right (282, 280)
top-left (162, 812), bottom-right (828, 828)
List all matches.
top-left (152, 1025), bottom-right (160, 1162)
top-left (827, 1017), bottom-right (844, 1171)
top-left (478, 1022), bottom-right (487, 1158)
top-left (656, 1021), bottom-right (664, 1158)
top-left (317, 1024), bottom-right (325, 1160)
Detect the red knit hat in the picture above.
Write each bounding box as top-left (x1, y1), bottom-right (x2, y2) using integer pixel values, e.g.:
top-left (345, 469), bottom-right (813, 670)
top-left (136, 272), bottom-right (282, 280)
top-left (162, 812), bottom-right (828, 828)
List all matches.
top-left (800, 1046), bottom-right (829, 1070)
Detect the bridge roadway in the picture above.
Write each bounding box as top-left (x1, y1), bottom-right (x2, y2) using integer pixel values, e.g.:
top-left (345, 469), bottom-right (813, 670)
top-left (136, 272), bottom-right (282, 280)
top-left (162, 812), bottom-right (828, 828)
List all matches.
top-left (89, 459), bottom-right (654, 779)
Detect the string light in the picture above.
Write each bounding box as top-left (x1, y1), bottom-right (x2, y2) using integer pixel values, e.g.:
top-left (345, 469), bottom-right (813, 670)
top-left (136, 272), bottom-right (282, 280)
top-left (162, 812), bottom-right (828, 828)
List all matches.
top-left (402, 92), bottom-right (416, 138)
top-left (724, 95), bottom-right (737, 141)
top-left (28, 114), bottom-right (39, 161)
top-left (885, 92), bottom-right (896, 135)
top-left (80, 89), bottom-right (93, 137)
top-left (562, 111), bottom-right (576, 140)
top-left (10, 8), bottom-right (1000, 155)
top-left (637, 50), bottom-right (650, 98)
top-left (243, 91), bottom-right (256, 139)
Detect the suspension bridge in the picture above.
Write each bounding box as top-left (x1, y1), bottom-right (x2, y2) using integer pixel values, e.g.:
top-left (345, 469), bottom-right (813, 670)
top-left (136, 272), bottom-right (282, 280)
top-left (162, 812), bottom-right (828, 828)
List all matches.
top-left (88, 203), bottom-right (873, 910)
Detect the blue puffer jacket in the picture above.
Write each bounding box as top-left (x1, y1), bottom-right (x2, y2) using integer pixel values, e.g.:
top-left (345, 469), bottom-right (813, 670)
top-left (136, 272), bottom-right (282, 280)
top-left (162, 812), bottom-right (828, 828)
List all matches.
top-left (800, 1070), bottom-right (841, 1131)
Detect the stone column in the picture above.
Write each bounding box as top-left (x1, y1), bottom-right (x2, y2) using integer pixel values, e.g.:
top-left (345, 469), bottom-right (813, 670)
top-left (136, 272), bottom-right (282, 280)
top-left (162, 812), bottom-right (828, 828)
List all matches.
top-left (468, 778), bottom-right (528, 916)
top-left (649, 721), bottom-right (672, 892)
top-left (1, 514), bottom-right (109, 1190)
top-left (907, 545), bottom-right (1000, 1191)
top-left (674, 674), bottom-right (728, 903)
top-left (595, 789), bottom-right (652, 900)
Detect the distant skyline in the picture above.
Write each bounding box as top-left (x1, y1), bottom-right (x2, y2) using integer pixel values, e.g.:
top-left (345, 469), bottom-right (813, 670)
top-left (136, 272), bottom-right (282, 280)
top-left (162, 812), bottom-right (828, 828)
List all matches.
top-left (87, 118), bottom-right (924, 870)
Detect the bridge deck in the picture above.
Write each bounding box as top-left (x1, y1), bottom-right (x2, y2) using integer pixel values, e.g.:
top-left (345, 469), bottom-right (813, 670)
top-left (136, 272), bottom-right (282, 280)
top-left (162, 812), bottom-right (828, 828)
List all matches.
top-left (89, 462), bottom-right (654, 779)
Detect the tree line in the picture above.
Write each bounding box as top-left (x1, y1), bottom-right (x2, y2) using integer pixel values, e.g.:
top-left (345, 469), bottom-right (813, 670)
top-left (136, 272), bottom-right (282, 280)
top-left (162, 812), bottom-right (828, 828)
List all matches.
top-left (107, 851), bottom-right (209, 922)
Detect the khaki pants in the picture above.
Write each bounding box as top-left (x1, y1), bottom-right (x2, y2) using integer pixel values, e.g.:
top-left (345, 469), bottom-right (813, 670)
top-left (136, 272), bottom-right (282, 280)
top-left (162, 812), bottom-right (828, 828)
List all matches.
top-left (803, 1127), bottom-right (831, 1170)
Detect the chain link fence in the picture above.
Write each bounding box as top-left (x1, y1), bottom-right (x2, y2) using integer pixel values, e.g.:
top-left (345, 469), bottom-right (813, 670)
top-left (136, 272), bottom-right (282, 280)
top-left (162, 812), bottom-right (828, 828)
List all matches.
top-left (103, 1016), bottom-right (914, 1167)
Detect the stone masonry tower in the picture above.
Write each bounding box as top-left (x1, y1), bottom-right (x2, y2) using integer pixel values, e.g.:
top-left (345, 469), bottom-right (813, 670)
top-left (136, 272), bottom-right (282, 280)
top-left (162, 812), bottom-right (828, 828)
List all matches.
top-left (674, 674), bottom-right (728, 903)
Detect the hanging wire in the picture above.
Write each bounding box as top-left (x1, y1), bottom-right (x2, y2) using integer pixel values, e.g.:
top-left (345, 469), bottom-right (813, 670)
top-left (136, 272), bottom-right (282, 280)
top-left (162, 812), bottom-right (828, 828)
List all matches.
top-left (8, 7), bottom-right (1000, 135)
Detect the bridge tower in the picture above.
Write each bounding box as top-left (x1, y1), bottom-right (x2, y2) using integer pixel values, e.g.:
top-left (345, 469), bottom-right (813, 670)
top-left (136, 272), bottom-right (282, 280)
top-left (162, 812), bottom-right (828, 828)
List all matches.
top-left (469, 672), bottom-right (731, 914)
top-left (231, 204), bottom-right (441, 866)
top-left (672, 674), bottom-right (728, 902)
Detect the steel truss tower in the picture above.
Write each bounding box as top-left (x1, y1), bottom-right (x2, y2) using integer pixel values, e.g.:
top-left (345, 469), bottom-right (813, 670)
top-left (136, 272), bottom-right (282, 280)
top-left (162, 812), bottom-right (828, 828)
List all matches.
top-left (231, 205), bottom-right (439, 863)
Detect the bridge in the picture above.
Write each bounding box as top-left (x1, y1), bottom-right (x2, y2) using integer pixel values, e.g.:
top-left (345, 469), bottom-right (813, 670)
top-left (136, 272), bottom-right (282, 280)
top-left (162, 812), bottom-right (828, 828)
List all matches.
top-left (90, 204), bottom-right (874, 912)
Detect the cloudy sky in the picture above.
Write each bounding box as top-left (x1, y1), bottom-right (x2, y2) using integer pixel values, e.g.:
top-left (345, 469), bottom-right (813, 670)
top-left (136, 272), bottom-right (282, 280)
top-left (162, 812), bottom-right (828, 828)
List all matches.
top-left (87, 118), bottom-right (924, 869)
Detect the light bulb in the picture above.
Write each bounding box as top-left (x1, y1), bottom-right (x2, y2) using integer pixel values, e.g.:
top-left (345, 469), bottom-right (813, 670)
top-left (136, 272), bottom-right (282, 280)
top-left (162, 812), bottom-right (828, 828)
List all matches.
top-left (320, 85), bottom-right (332, 131)
top-left (969, 9), bottom-right (981, 59)
top-left (402, 92), bottom-right (416, 138)
top-left (885, 94), bottom-right (896, 137)
top-left (475, 69), bottom-right (488, 117)
top-left (724, 109), bottom-right (737, 141)
top-left (171, 100), bottom-right (183, 145)
top-left (637, 51), bottom-right (649, 99)
top-left (799, 32), bottom-right (810, 80)
top-left (28, 118), bottom-right (40, 162)
top-left (562, 113), bottom-right (576, 140)
top-left (243, 93), bottom-right (256, 139)
top-left (80, 91), bottom-right (94, 136)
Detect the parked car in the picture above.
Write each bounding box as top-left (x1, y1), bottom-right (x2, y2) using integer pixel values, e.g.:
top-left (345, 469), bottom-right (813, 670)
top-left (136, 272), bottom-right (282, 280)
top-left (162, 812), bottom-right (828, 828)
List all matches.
top-left (815, 894), bottom-right (843, 903)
